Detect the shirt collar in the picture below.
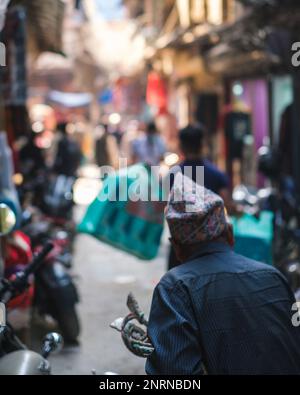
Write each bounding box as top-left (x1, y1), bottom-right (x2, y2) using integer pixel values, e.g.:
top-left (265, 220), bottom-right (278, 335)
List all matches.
top-left (188, 241), bottom-right (232, 261)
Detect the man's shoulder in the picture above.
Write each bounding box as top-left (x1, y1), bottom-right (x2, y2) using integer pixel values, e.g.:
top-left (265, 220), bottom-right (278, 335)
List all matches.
top-left (158, 250), bottom-right (282, 291)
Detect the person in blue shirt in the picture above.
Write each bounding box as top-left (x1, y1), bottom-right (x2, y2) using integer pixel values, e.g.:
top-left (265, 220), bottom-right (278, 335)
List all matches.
top-left (167, 123), bottom-right (232, 269)
top-left (131, 122), bottom-right (166, 167)
top-left (146, 174), bottom-right (300, 375)
top-left (177, 123), bottom-right (229, 194)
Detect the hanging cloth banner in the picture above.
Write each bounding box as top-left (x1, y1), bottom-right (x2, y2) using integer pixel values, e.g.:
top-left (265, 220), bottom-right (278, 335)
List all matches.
top-left (146, 71), bottom-right (168, 113)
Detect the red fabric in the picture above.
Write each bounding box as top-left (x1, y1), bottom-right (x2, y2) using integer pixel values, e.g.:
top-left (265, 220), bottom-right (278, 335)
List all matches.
top-left (5, 231), bottom-right (34, 309)
top-left (5, 231), bottom-right (32, 269)
top-left (7, 283), bottom-right (34, 309)
top-left (146, 71), bottom-right (168, 113)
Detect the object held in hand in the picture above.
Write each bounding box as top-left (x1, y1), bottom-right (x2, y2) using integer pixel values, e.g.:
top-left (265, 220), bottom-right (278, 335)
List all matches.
top-left (110, 293), bottom-right (154, 358)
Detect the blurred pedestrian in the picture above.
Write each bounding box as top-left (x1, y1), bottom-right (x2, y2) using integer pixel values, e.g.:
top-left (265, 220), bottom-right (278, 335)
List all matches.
top-left (112, 126), bottom-right (123, 148)
top-left (169, 123), bottom-right (230, 201)
top-left (95, 124), bottom-right (119, 169)
top-left (120, 120), bottom-right (142, 164)
top-left (53, 122), bottom-right (82, 178)
top-left (19, 130), bottom-right (46, 179)
top-left (146, 174), bottom-right (300, 375)
top-left (18, 130), bottom-right (47, 207)
top-left (131, 121), bottom-right (166, 166)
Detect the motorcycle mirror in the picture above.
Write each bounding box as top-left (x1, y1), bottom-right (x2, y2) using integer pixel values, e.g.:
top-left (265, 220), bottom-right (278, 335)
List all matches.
top-left (41, 332), bottom-right (64, 358)
top-left (0, 203), bottom-right (16, 236)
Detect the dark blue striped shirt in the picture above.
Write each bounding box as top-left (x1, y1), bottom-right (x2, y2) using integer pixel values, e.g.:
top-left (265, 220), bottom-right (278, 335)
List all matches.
top-left (146, 242), bottom-right (300, 375)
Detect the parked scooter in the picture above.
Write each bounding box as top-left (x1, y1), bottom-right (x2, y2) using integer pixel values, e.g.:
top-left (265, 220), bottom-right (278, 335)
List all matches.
top-left (12, 173), bottom-right (80, 343)
top-left (21, 208), bottom-right (73, 269)
top-left (5, 222), bottom-right (80, 344)
top-left (33, 242), bottom-right (80, 344)
top-left (0, 332), bottom-right (63, 375)
top-left (0, 204), bottom-right (63, 375)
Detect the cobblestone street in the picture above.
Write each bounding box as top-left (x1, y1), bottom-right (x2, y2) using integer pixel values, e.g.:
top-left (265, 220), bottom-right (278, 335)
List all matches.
top-left (50, 210), bottom-right (167, 375)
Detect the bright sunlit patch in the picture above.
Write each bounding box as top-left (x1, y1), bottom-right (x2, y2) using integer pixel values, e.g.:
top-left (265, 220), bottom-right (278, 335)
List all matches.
top-left (32, 121), bottom-right (44, 133)
top-left (164, 152), bottom-right (179, 167)
top-left (109, 113), bottom-right (121, 125)
top-left (13, 173), bottom-right (23, 186)
top-left (182, 32), bottom-right (195, 44)
top-left (114, 275), bottom-right (136, 284)
top-left (159, 164), bottom-right (169, 178)
top-left (232, 83), bottom-right (244, 97)
top-left (95, 0), bottom-right (124, 21)
top-left (144, 46), bottom-right (156, 59)
top-left (73, 177), bottom-right (102, 206)
top-left (79, 165), bottom-right (101, 179)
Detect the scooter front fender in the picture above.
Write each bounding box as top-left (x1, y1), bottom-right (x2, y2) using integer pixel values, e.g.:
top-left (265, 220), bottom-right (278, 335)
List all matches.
top-left (0, 350), bottom-right (50, 375)
top-left (37, 261), bottom-right (79, 307)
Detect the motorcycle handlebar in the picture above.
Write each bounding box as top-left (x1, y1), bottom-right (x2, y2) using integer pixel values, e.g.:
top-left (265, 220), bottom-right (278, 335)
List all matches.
top-left (23, 242), bottom-right (54, 277)
top-left (0, 242), bottom-right (54, 303)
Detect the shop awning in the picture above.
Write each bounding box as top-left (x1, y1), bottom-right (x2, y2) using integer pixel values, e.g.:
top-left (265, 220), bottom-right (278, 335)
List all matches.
top-left (47, 91), bottom-right (93, 108)
top-left (236, 0), bottom-right (298, 6)
top-left (204, 46), bottom-right (281, 77)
